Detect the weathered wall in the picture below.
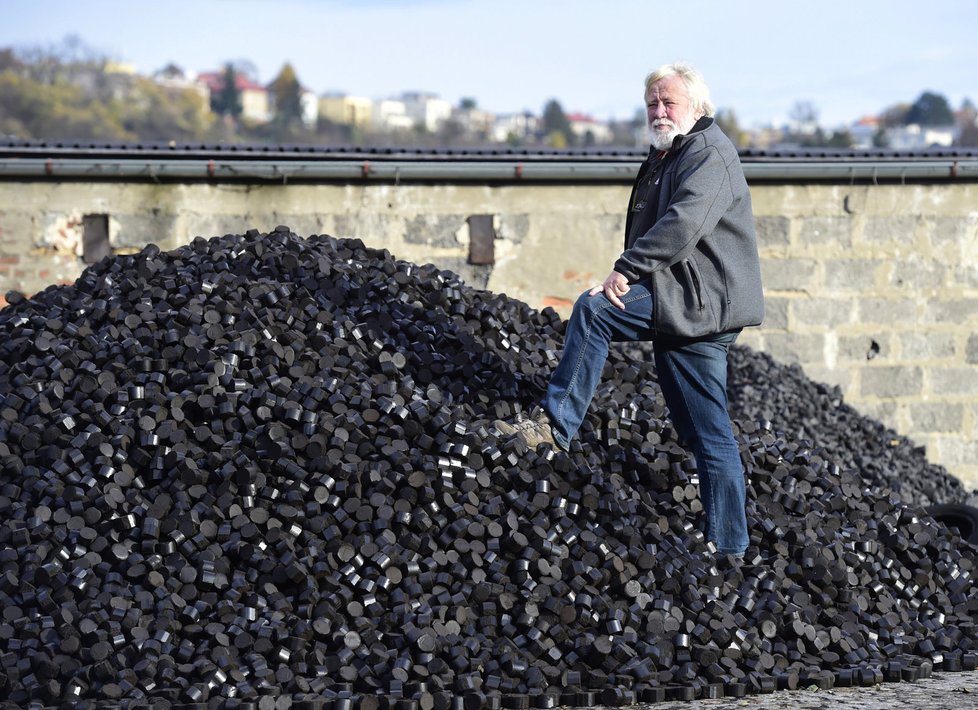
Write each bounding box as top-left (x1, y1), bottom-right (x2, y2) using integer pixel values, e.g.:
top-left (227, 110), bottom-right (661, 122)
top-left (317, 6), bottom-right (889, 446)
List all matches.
top-left (1, 179), bottom-right (976, 485)
top-left (744, 183), bottom-right (978, 487)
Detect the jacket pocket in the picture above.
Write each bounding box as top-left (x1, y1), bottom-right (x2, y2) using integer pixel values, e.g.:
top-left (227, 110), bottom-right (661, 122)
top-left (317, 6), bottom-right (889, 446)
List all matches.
top-left (681, 258), bottom-right (704, 311)
top-left (652, 259), bottom-right (716, 338)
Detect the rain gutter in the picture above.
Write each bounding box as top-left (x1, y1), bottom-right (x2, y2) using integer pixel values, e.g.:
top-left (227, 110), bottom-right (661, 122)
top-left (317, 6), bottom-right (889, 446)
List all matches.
top-left (0, 156), bottom-right (976, 182)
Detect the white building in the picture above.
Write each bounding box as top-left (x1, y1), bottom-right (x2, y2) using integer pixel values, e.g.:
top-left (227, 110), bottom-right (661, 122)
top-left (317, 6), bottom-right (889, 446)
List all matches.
top-left (401, 92), bottom-right (453, 132)
top-left (453, 106), bottom-right (496, 140)
top-left (151, 65), bottom-right (210, 104)
top-left (849, 116), bottom-right (881, 149)
top-left (491, 112), bottom-right (540, 143)
top-left (373, 99), bottom-right (414, 132)
top-left (299, 88), bottom-right (319, 128)
top-left (567, 113), bottom-right (613, 144)
top-left (884, 123), bottom-right (956, 149)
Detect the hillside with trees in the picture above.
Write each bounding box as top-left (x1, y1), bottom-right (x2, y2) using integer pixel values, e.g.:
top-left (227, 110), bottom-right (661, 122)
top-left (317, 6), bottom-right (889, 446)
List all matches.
top-left (0, 41), bottom-right (348, 146)
top-left (1, 39), bottom-right (975, 149)
top-left (0, 46), bottom-right (213, 143)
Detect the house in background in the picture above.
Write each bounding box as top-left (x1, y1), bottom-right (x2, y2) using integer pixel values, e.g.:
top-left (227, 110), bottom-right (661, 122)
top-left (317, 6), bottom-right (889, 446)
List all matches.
top-left (298, 87), bottom-right (319, 128)
top-left (196, 70), bottom-right (271, 124)
top-left (372, 98), bottom-right (415, 133)
top-left (884, 123), bottom-right (956, 149)
top-left (453, 104), bottom-right (496, 141)
top-left (850, 115), bottom-right (882, 149)
top-left (151, 64), bottom-right (209, 103)
top-left (320, 93), bottom-right (373, 129)
top-left (400, 92), bottom-right (453, 133)
top-left (491, 112), bottom-right (540, 143)
top-left (567, 113), bottom-right (613, 145)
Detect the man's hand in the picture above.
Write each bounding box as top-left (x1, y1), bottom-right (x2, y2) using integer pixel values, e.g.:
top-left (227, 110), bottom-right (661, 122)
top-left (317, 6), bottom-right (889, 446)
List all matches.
top-left (589, 270), bottom-right (630, 310)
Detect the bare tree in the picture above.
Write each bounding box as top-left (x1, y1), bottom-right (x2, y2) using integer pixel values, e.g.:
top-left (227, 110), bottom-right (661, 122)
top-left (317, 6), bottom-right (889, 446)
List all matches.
top-left (789, 100), bottom-right (819, 131)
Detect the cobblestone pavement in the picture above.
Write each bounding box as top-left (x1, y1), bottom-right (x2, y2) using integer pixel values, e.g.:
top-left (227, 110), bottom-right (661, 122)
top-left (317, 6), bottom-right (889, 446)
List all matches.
top-left (568, 671), bottom-right (978, 709)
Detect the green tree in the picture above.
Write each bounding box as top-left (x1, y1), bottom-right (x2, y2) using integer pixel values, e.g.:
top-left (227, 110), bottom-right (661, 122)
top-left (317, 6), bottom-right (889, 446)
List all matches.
top-left (269, 62), bottom-right (304, 129)
top-left (879, 102), bottom-right (910, 127)
top-left (872, 126), bottom-right (890, 148)
top-left (18, 35), bottom-right (107, 87)
top-left (715, 108), bottom-right (746, 147)
top-left (546, 130), bottom-right (568, 149)
top-left (542, 99), bottom-right (572, 147)
top-left (905, 91), bottom-right (954, 126)
top-left (825, 129), bottom-right (853, 148)
top-left (0, 44), bottom-right (213, 143)
top-left (119, 77), bottom-right (214, 142)
top-left (210, 63), bottom-right (242, 119)
top-left (0, 48), bottom-right (21, 73)
top-left (0, 66), bottom-right (132, 141)
top-left (157, 62), bottom-right (185, 80)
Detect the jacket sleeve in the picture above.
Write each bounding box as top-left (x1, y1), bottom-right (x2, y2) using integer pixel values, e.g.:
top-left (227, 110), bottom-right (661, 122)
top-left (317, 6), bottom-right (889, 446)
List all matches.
top-left (614, 143), bottom-right (733, 282)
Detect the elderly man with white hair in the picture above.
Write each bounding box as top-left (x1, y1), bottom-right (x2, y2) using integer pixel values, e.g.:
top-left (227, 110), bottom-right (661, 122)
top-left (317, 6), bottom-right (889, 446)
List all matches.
top-left (496, 62), bottom-right (764, 558)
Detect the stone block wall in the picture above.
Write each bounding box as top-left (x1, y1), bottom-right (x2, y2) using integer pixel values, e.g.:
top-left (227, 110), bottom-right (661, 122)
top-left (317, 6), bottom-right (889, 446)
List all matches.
top-left (740, 183), bottom-right (978, 485)
top-left (0, 179), bottom-right (976, 486)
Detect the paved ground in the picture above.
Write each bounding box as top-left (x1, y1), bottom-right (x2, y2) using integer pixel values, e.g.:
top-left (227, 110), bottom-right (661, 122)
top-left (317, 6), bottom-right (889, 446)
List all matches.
top-left (570, 671), bottom-right (978, 709)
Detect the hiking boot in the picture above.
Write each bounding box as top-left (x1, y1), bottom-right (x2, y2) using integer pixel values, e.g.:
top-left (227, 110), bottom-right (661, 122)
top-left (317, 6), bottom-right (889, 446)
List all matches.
top-left (494, 407), bottom-right (561, 451)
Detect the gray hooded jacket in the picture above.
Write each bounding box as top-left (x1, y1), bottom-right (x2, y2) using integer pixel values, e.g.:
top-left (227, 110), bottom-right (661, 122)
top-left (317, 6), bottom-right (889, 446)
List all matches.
top-left (614, 116), bottom-right (764, 338)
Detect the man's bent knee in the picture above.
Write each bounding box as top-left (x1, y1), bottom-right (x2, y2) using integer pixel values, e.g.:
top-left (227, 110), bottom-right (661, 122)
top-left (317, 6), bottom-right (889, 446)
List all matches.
top-left (573, 290), bottom-right (611, 320)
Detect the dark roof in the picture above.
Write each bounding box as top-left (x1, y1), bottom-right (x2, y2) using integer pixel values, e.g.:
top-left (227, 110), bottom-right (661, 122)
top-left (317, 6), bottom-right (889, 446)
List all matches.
top-left (0, 138), bottom-right (644, 162)
top-left (739, 145), bottom-right (978, 161)
top-left (3, 137), bottom-right (976, 163)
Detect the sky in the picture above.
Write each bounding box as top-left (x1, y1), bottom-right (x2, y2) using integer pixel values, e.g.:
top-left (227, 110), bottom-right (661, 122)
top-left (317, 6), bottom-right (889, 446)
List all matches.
top-left (3, 0), bottom-right (977, 129)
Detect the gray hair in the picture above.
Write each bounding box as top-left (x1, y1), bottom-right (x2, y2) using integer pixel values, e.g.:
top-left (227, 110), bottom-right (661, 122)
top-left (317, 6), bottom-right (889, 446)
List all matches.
top-left (644, 62), bottom-right (715, 118)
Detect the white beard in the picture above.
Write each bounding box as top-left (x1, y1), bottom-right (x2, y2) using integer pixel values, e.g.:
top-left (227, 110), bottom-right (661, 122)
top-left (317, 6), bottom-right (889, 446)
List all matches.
top-left (649, 121), bottom-right (681, 150)
top-left (649, 111), bottom-right (698, 150)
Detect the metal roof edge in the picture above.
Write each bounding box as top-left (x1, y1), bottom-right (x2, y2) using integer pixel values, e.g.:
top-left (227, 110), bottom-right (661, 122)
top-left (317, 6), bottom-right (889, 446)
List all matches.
top-left (1, 141), bottom-right (977, 182)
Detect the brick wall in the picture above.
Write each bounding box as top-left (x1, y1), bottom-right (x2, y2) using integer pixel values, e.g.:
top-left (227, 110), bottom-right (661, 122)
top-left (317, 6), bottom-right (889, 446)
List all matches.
top-left (0, 179), bottom-right (976, 485)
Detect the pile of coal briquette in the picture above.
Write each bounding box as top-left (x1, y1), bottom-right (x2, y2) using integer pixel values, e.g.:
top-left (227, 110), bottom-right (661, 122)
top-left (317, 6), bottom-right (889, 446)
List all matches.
top-left (617, 339), bottom-right (976, 509)
top-left (1, 226), bottom-right (976, 710)
top-left (726, 347), bottom-right (976, 508)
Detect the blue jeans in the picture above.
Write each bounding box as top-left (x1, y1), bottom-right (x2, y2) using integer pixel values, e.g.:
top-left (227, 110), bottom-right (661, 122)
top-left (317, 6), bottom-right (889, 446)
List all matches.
top-left (541, 282), bottom-right (748, 555)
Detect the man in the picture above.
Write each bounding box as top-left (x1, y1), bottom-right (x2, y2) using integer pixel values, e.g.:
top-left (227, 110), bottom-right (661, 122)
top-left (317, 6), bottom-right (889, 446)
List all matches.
top-left (495, 62), bottom-right (764, 557)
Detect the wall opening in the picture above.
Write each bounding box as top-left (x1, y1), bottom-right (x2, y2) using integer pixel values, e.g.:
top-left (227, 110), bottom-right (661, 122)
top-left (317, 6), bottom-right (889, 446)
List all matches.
top-left (467, 214), bottom-right (495, 265)
top-left (82, 214), bottom-right (110, 264)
